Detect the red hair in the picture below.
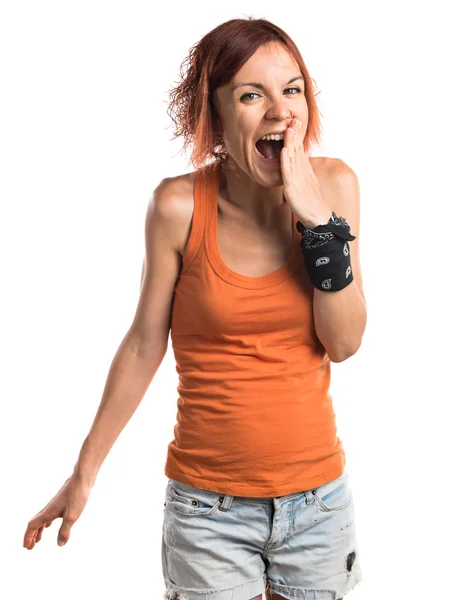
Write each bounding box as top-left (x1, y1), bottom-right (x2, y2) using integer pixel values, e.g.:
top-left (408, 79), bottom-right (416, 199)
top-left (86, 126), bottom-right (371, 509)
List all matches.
top-left (166, 17), bottom-right (323, 172)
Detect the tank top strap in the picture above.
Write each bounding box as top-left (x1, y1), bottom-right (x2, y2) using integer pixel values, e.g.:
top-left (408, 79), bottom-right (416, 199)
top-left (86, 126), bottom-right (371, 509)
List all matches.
top-left (180, 164), bottom-right (218, 274)
top-left (203, 163), bottom-right (219, 248)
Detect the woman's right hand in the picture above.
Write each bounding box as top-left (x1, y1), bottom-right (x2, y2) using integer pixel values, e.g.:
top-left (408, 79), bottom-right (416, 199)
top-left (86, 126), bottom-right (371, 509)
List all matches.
top-left (23, 472), bottom-right (93, 549)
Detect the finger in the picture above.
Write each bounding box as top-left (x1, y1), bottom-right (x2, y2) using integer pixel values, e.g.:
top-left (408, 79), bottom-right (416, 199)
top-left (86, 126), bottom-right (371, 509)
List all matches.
top-left (288, 126), bottom-right (297, 166)
top-left (295, 118), bottom-right (303, 153)
top-left (24, 521), bottom-right (42, 549)
top-left (35, 525), bottom-right (45, 543)
top-left (286, 122), bottom-right (295, 154)
top-left (58, 515), bottom-right (76, 547)
top-left (27, 510), bottom-right (55, 533)
top-left (24, 523), bottom-right (40, 549)
top-left (24, 528), bottom-right (39, 550)
top-left (291, 119), bottom-right (300, 161)
top-left (281, 144), bottom-right (290, 176)
top-left (24, 505), bottom-right (59, 548)
top-left (286, 119), bottom-right (296, 154)
top-left (23, 532), bottom-right (34, 550)
top-left (281, 130), bottom-right (292, 175)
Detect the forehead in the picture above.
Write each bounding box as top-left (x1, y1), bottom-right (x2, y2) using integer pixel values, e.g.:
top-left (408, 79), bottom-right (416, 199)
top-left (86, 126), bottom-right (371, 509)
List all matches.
top-left (233, 43), bottom-right (299, 84)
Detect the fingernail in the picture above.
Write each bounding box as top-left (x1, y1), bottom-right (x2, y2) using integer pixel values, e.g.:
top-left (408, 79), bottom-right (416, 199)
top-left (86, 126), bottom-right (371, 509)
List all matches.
top-left (58, 539), bottom-right (65, 546)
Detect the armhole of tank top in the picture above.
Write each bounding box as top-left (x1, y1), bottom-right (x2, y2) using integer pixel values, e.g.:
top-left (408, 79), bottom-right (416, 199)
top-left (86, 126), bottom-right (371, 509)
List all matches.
top-left (180, 170), bottom-right (205, 274)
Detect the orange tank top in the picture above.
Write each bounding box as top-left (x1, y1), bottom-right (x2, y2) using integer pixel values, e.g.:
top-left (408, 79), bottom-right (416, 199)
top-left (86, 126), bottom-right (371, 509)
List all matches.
top-left (164, 163), bottom-right (345, 497)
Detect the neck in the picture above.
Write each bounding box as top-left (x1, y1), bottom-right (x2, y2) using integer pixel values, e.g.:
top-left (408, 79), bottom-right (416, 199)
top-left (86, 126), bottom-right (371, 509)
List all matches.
top-left (219, 157), bottom-right (288, 228)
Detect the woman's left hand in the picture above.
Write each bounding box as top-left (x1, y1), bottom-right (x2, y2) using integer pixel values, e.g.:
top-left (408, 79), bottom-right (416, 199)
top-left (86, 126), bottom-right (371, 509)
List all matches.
top-left (281, 118), bottom-right (333, 228)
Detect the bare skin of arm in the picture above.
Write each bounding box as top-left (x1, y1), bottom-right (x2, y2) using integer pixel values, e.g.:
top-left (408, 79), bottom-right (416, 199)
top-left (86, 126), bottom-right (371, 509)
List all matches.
top-left (23, 177), bottom-right (185, 549)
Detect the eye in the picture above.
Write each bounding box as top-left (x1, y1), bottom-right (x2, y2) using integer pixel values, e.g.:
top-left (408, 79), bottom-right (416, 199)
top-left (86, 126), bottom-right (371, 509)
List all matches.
top-left (240, 87), bottom-right (302, 101)
top-left (285, 87), bottom-right (302, 95)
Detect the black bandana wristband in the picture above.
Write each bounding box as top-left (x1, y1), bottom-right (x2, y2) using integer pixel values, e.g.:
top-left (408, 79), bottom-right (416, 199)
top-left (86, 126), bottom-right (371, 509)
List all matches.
top-left (296, 212), bottom-right (356, 292)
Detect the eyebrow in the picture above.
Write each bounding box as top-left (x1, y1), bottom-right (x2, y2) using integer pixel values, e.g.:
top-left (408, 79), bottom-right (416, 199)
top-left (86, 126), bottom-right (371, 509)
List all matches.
top-left (230, 75), bottom-right (304, 92)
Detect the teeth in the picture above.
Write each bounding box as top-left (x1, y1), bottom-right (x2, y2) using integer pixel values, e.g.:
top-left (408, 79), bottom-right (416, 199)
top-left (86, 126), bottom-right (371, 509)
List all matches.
top-left (260, 133), bottom-right (285, 141)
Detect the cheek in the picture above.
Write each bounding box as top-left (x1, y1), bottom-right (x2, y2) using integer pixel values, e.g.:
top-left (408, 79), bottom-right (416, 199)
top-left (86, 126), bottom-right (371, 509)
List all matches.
top-left (224, 134), bottom-right (252, 158)
top-left (222, 135), bottom-right (241, 157)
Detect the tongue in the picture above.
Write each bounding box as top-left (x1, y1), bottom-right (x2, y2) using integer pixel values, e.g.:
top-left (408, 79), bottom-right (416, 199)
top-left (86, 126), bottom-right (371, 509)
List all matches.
top-left (256, 139), bottom-right (282, 159)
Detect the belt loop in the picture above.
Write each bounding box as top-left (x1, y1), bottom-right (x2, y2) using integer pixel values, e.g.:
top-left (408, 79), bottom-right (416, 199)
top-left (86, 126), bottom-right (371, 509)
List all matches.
top-left (219, 494), bottom-right (233, 511)
top-left (305, 489), bottom-right (316, 505)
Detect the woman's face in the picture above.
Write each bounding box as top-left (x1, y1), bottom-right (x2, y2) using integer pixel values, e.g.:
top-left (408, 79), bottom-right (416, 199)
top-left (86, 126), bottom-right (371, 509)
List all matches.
top-left (214, 41), bottom-right (309, 182)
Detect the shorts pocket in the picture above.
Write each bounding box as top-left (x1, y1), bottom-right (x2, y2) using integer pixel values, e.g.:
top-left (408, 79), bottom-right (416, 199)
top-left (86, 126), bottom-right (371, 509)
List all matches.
top-left (314, 473), bottom-right (352, 512)
top-left (165, 481), bottom-right (223, 518)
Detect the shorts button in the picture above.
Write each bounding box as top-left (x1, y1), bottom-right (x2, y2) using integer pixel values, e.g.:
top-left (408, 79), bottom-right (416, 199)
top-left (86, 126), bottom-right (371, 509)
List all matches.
top-left (191, 500), bottom-right (197, 506)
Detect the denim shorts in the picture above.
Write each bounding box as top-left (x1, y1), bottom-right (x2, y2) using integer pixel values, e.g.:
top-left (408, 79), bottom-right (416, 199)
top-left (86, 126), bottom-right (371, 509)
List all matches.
top-left (161, 471), bottom-right (363, 600)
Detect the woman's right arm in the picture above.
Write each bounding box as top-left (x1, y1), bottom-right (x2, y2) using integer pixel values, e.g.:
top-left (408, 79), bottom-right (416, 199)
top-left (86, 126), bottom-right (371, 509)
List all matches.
top-left (74, 176), bottom-right (184, 486)
top-left (24, 177), bottom-right (184, 549)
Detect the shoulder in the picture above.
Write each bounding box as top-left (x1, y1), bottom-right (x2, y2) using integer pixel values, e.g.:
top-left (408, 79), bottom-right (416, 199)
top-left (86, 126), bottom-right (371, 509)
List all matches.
top-left (328, 157), bottom-right (359, 189)
top-left (309, 156), bottom-right (357, 186)
top-left (309, 156), bottom-right (360, 213)
top-left (151, 172), bottom-right (194, 213)
top-left (149, 172), bottom-right (195, 257)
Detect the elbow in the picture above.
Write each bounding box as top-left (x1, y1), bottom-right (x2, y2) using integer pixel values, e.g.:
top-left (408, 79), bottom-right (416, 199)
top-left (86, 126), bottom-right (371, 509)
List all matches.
top-left (328, 342), bottom-right (362, 363)
top-left (328, 352), bottom-right (347, 363)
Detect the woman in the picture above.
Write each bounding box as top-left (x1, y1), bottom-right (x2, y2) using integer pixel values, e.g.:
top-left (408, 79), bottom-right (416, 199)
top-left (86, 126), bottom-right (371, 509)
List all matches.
top-left (24, 17), bottom-right (367, 600)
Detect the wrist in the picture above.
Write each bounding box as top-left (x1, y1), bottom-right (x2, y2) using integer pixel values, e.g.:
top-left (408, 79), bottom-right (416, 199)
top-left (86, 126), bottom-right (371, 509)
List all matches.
top-left (296, 210), bottom-right (356, 292)
top-left (300, 210), bottom-right (333, 230)
top-left (73, 439), bottom-right (103, 488)
top-left (71, 467), bottom-right (97, 488)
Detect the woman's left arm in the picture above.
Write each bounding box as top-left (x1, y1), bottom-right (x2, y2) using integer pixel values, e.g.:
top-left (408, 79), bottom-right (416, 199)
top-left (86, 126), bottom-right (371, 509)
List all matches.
top-left (280, 119), bottom-right (367, 362)
top-left (309, 160), bottom-right (367, 362)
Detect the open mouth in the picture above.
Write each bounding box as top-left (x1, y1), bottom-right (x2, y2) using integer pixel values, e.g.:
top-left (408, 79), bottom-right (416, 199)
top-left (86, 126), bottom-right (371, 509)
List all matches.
top-left (255, 138), bottom-right (284, 160)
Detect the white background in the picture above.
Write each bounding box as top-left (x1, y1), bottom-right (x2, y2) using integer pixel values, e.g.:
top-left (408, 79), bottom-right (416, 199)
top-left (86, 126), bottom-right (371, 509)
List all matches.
top-left (2, 1), bottom-right (467, 599)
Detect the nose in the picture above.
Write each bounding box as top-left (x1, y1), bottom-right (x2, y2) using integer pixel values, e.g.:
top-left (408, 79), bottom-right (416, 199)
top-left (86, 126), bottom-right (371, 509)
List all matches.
top-left (264, 97), bottom-right (294, 124)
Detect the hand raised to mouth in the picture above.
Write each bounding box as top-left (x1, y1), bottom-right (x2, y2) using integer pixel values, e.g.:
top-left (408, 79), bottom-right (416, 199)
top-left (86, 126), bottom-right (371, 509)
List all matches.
top-left (280, 118), bottom-right (332, 230)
